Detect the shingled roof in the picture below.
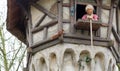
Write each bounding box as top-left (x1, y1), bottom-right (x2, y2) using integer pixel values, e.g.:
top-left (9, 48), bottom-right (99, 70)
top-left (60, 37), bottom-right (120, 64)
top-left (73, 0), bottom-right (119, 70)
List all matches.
top-left (7, 0), bottom-right (29, 43)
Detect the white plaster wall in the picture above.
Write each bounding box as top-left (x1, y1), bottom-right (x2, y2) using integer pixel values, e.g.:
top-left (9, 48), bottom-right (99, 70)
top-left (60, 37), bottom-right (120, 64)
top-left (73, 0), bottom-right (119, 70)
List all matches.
top-left (102, 0), bottom-right (111, 7)
top-left (47, 24), bottom-right (58, 38)
top-left (101, 9), bottom-right (109, 24)
top-left (31, 6), bottom-right (45, 28)
top-left (33, 30), bottom-right (44, 44)
top-left (63, 23), bottom-right (70, 33)
top-left (100, 9), bottom-right (110, 38)
top-left (63, 7), bottom-right (70, 20)
top-left (100, 27), bottom-right (107, 38)
top-left (40, 16), bottom-right (52, 26)
top-left (29, 44), bottom-right (117, 71)
top-left (37, 0), bottom-right (57, 11)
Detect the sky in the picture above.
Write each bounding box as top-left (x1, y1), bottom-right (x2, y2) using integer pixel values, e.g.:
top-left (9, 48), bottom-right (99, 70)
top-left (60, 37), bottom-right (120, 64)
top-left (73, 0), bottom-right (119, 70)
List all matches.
top-left (0, 0), bottom-right (7, 23)
top-left (0, 0), bottom-right (27, 71)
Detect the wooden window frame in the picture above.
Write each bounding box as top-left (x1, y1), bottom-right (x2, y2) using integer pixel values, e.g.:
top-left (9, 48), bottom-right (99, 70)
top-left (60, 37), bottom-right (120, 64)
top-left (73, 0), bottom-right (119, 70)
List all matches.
top-left (116, 7), bottom-right (120, 35)
top-left (72, 0), bottom-right (102, 36)
top-left (76, 0), bottom-right (102, 21)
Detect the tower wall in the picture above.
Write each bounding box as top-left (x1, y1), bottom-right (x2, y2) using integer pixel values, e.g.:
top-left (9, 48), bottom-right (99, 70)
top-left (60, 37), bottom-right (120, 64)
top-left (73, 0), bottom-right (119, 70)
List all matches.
top-left (29, 44), bottom-right (118, 71)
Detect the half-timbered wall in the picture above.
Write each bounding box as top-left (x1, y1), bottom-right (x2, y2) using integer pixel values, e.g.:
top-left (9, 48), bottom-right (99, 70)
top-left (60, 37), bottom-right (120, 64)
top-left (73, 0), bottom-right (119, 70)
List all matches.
top-left (29, 0), bottom-right (113, 45)
top-left (27, 0), bottom-right (120, 71)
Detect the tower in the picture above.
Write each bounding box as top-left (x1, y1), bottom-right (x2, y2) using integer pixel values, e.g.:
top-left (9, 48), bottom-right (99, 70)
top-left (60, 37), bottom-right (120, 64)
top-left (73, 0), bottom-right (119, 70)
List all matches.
top-left (7, 0), bottom-right (120, 71)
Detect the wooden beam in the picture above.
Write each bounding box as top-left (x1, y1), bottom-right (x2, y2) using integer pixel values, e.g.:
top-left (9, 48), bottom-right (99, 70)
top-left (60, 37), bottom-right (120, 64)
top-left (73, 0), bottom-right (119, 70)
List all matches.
top-left (63, 33), bottom-right (112, 42)
top-left (112, 27), bottom-right (120, 43)
top-left (63, 38), bottom-right (111, 47)
top-left (34, 14), bottom-right (47, 28)
top-left (63, 19), bottom-right (71, 23)
top-left (62, 3), bottom-right (70, 7)
top-left (31, 38), bottom-right (60, 54)
top-left (77, 2), bottom-right (97, 6)
top-left (31, 2), bottom-right (56, 19)
top-left (26, 53), bottom-right (32, 71)
top-left (28, 5), bottom-right (33, 46)
top-left (109, 46), bottom-right (119, 63)
top-left (58, 0), bottom-right (63, 41)
top-left (30, 37), bottom-right (59, 48)
top-left (43, 27), bottom-right (48, 39)
top-left (107, 2), bottom-right (115, 39)
top-left (70, 0), bottom-right (75, 33)
top-left (112, 45), bottom-right (120, 59)
top-left (116, 7), bottom-right (120, 34)
top-left (32, 19), bottom-right (58, 33)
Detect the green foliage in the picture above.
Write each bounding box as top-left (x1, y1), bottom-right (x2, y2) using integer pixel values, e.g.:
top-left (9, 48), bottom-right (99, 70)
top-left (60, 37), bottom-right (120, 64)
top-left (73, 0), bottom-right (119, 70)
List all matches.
top-left (118, 64), bottom-right (120, 71)
top-left (85, 56), bottom-right (91, 63)
top-left (0, 22), bottom-right (26, 71)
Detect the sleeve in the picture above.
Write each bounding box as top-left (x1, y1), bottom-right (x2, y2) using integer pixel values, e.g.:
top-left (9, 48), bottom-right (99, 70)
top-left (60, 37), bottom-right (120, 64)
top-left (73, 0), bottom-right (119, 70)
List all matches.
top-left (93, 14), bottom-right (98, 21)
top-left (82, 15), bottom-right (87, 20)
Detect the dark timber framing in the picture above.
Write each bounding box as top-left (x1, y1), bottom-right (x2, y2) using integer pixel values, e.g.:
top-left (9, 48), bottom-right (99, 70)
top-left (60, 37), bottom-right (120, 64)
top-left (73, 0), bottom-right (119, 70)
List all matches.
top-left (31, 2), bottom-right (56, 19)
top-left (32, 19), bottom-right (58, 33)
top-left (116, 7), bottom-right (120, 35)
top-left (29, 33), bottom-right (113, 54)
top-left (34, 14), bottom-right (47, 28)
top-left (28, 4), bottom-right (33, 46)
top-left (107, 0), bottom-right (115, 39)
top-left (58, 0), bottom-right (63, 41)
top-left (70, 0), bottom-right (75, 33)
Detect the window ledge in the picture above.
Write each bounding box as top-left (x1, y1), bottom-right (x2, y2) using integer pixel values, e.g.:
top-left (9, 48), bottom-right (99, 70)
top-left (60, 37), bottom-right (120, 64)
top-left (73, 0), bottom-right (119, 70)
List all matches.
top-left (74, 19), bottom-right (108, 31)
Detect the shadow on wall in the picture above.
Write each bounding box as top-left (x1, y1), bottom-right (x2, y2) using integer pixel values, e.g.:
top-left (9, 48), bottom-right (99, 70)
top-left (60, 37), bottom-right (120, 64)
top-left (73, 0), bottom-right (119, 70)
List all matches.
top-left (62, 49), bottom-right (75, 71)
top-left (49, 53), bottom-right (58, 71)
top-left (94, 52), bottom-right (105, 71)
top-left (39, 57), bottom-right (47, 71)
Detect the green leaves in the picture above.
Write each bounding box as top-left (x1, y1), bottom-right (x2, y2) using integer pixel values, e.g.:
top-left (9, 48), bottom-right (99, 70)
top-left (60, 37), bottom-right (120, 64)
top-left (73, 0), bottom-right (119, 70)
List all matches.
top-left (85, 56), bottom-right (91, 63)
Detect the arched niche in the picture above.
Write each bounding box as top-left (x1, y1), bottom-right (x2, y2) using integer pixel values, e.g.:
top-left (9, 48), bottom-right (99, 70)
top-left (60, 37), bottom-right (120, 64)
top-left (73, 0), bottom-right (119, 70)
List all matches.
top-left (94, 52), bottom-right (105, 71)
top-left (79, 50), bottom-right (91, 71)
top-left (107, 59), bottom-right (112, 71)
top-left (49, 53), bottom-right (58, 71)
top-left (62, 49), bottom-right (75, 71)
top-left (39, 57), bottom-right (47, 71)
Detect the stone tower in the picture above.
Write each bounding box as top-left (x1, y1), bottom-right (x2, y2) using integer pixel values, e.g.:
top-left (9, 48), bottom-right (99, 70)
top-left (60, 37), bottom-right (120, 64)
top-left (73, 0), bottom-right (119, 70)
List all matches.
top-left (7, 0), bottom-right (120, 71)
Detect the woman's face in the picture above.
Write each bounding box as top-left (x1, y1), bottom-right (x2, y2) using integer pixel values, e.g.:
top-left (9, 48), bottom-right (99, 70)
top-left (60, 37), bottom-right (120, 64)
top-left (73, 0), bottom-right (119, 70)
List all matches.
top-left (86, 8), bottom-right (93, 15)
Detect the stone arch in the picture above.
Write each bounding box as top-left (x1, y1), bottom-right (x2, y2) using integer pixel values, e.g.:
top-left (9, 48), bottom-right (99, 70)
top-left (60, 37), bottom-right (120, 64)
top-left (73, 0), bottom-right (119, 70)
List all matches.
top-left (49, 53), bottom-right (58, 71)
top-left (39, 57), bottom-right (47, 71)
top-left (62, 48), bottom-right (76, 71)
top-left (94, 52), bottom-right (105, 71)
top-left (79, 50), bottom-right (91, 71)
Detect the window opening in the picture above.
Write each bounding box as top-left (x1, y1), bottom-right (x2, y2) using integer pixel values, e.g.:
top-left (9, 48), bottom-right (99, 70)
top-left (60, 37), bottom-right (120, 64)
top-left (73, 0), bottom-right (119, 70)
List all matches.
top-left (76, 4), bottom-right (97, 21)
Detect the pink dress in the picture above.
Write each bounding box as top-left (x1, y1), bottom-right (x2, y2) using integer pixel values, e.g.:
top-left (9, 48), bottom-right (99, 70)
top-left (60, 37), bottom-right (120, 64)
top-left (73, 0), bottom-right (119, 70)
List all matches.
top-left (82, 14), bottom-right (98, 21)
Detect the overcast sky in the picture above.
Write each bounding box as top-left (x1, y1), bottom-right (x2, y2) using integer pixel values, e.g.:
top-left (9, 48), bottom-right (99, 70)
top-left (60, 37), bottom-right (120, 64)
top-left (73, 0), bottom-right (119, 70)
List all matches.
top-left (0, 0), bottom-right (7, 23)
